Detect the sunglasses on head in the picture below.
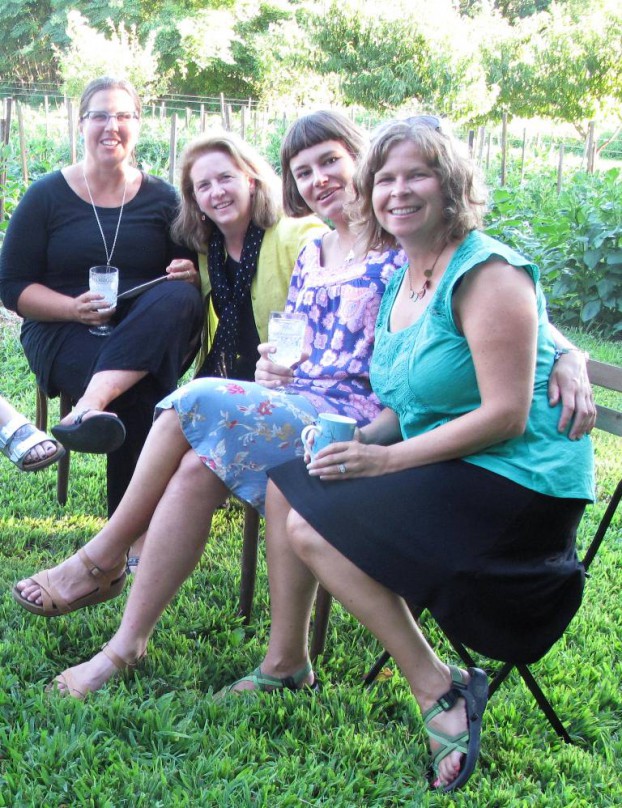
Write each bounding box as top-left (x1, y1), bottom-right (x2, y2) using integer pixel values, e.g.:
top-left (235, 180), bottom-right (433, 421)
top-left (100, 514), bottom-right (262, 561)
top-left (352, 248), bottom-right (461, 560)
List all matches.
top-left (371, 114), bottom-right (442, 142)
top-left (402, 114), bottom-right (441, 131)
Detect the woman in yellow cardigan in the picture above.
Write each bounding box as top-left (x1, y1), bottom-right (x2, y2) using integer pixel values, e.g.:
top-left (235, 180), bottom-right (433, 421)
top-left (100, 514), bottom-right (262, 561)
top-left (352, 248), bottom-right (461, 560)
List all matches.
top-left (172, 133), bottom-right (325, 381)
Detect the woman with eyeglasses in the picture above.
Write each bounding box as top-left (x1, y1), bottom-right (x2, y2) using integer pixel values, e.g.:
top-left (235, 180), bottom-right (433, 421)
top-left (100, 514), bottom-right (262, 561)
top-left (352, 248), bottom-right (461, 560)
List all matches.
top-left (0, 76), bottom-right (204, 515)
top-left (12, 110), bottom-right (401, 696)
top-left (228, 117), bottom-right (595, 793)
top-left (12, 108), bottom-right (592, 734)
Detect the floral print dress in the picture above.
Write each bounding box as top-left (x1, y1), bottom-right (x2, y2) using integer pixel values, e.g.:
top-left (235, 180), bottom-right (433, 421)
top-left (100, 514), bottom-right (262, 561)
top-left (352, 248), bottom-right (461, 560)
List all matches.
top-left (157, 238), bottom-right (404, 513)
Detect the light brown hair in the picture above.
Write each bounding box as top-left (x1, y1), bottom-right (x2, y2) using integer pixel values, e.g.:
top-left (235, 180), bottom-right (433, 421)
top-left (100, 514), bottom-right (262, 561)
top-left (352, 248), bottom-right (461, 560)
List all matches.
top-left (78, 76), bottom-right (142, 119)
top-left (354, 117), bottom-right (486, 252)
top-left (172, 132), bottom-right (282, 252)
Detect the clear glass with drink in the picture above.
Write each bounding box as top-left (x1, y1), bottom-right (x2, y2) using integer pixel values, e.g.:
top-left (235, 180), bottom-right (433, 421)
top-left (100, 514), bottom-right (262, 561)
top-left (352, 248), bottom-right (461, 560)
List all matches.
top-left (89, 265), bottom-right (119, 336)
top-left (268, 311), bottom-right (307, 367)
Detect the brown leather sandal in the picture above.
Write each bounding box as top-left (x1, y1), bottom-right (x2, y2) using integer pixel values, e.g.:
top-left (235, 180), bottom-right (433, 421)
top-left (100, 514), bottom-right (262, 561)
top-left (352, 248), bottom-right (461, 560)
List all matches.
top-left (12, 547), bottom-right (126, 617)
top-left (46, 644), bottom-right (143, 700)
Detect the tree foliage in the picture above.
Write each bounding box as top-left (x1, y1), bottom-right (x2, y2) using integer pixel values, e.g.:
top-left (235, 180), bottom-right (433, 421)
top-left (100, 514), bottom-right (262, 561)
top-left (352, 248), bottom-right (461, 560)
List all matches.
top-left (57, 11), bottom-right (167, 101)
top-left (482, 0), bottom-right (622, 134)
top-left (0, 0), bottom-right (620, 135)
top-left (308, 0), bottom-right (495, 120)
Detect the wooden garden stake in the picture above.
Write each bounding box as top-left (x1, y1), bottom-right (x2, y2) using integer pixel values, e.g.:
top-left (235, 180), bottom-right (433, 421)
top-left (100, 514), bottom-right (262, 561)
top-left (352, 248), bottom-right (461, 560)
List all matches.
top-left (520, 127), bottom-right (527, 181)
top-left (586, 122), bottom-right (596, 173)
top-left (168, 113), bottom-right (178, 185)
top-left (500, 113), bottom-right (508, 186)
top-left (67, 99), bottom-right (76, 164)
top-left (16, 102), bottom-right (28, 184)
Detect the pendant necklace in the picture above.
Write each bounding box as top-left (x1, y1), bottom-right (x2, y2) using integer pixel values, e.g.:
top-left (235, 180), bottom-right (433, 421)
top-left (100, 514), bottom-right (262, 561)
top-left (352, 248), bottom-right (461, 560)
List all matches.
top-left (407, 246), bottom-right (445, 302)
top-left (83, 169), bottom-right (128, 266)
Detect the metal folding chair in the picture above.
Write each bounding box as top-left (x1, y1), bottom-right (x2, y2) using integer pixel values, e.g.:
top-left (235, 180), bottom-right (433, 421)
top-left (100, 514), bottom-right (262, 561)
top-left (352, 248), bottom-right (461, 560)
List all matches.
top-left (362, 358), bottom-right (622, 743)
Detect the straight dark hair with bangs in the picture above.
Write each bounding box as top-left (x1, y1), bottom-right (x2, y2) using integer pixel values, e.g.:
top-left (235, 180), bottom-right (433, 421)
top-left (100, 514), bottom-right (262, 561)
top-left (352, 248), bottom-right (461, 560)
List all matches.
top-left (280, 111), bottom-right (367, 217)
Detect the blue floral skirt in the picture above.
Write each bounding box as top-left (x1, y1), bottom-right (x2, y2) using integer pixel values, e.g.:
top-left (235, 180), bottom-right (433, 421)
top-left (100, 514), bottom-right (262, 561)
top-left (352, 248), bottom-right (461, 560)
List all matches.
top-left (157, 378), bottom-right (318, 514)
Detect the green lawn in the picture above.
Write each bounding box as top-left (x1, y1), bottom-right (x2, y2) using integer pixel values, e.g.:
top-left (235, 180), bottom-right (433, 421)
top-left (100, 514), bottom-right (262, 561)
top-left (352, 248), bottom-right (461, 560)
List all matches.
top-left (1, 308), bottom-right (621, 807)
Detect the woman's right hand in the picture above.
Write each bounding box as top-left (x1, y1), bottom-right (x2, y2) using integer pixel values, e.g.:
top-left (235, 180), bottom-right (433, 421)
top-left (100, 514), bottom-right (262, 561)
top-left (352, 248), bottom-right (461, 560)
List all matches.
top-left (255, 342), bottom-right (308, 388)
top-left (72, 291), bottom-right (116, 326)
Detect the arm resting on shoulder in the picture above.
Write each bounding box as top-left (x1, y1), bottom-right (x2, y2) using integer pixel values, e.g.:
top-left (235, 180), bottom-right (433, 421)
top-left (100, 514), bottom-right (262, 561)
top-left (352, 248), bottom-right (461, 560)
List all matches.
top-left (547, 324), bottom-right (595, 438)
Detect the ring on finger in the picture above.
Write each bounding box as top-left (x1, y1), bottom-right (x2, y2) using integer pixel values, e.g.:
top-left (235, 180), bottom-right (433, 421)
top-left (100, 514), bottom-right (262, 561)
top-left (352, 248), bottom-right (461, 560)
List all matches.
top-left (338, 463), bottom-right (347, 474)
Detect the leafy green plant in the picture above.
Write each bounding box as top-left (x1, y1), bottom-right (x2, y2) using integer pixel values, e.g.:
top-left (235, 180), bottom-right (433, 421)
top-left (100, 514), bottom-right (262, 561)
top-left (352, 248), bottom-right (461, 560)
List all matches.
top-left (486, 168), bottom-right (622, 338)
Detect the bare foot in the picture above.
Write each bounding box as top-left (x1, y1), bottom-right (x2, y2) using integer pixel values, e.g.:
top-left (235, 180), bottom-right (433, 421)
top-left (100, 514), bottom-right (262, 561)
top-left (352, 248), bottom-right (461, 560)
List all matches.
top-left (15, 548), bottom-right (125, 608)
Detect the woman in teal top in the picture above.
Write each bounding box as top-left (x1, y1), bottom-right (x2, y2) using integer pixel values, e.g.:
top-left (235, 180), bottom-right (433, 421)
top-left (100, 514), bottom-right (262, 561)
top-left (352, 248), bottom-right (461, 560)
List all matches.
top-left (261, 117), bottom-right (594, 792)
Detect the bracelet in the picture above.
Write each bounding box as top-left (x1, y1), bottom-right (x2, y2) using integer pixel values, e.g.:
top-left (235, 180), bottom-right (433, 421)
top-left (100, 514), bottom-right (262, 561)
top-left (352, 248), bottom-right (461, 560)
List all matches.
top-left (553, 346), bottom-right (589, 362)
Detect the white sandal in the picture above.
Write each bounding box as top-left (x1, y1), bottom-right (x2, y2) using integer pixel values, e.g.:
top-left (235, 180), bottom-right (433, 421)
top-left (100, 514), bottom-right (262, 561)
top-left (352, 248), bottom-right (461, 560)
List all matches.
top-left (0, 414), bottom-right (65, 472)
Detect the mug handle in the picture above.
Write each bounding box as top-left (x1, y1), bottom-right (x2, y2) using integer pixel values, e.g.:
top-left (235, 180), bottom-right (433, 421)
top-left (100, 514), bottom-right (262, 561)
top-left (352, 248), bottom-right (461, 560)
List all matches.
top-left (301, 423), bottom-right (320, 456)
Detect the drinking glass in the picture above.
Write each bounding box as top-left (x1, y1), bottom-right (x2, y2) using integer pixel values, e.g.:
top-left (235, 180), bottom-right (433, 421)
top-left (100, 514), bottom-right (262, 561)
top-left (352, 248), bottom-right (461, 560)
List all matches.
top-left (268, 311), bottom-right (307, 367)
top-left (89, 265), bottom-right (119, 336)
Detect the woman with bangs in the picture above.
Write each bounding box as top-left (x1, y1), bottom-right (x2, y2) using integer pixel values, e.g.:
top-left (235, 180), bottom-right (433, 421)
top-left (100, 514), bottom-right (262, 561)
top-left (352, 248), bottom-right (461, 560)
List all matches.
top-left (13, 112), bottom-right (405, 698)
top-left (228, 116), bottom-right (595, 793)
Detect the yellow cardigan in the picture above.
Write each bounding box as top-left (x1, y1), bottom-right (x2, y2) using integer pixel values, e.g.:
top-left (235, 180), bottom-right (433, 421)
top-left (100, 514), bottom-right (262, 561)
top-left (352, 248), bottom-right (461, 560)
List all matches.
top-left (195, 215), bottom-right (327, 371)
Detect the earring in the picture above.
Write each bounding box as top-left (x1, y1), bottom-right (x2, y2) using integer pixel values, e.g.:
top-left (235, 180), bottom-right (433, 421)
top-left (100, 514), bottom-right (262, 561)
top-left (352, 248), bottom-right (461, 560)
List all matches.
top-left (200, 213), bottom-right (206, 222)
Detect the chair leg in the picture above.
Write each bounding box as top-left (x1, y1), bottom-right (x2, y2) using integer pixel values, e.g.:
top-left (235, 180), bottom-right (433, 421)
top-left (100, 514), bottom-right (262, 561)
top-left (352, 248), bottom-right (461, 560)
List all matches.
top-left (239, 504), bottom-right (260, 624)
top-left (56, 391), bottom-right (72, 506)
top-left (363, 650), bottom-right (391, 687)
top-left (35, 387), bottom-right (48, 432)
top-left (517, 663), bottom-right (573, 744)
top-left (36, 385), bottom-right (71, 506)
top-left (310, 586), bottom-right (332, 663)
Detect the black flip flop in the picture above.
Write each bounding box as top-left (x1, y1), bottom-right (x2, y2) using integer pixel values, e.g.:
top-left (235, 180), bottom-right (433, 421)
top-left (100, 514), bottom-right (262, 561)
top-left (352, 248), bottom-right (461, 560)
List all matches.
top-left (51, 411), bottom-right (126, 454)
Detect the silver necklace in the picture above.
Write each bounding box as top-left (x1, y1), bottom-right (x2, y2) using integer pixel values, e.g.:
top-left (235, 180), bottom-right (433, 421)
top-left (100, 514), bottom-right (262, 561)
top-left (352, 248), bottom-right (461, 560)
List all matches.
top-left (83, 170), bottom-right (128, 266)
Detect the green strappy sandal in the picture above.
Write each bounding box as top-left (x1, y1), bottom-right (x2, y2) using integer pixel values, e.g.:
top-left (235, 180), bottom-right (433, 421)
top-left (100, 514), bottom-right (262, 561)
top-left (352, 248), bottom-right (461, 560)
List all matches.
top-left (422, 665), bottom-right (488, 793)
top-left (215, 660), bottom-right (319, 701)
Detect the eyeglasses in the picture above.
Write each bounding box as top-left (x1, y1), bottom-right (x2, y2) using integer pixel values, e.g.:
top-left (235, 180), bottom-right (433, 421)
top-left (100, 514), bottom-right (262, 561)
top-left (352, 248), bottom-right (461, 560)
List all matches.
top-left (81, 111), bottom-right (139, 124)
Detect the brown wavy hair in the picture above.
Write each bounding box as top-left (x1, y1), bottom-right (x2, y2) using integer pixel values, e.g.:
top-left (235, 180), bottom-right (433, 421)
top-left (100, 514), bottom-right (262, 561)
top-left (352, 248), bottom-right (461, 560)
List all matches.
top-left (172, 132), bottom-right (282, 253)
top-left (353, 117), bottom-right (486, 252)
top-left (280, 111), bottom-right (367, 217)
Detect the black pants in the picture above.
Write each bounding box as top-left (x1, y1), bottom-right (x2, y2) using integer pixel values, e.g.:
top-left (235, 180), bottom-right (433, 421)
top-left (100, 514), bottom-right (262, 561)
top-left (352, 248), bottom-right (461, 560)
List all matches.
top-left (47, 282), bottom-right (203, 515)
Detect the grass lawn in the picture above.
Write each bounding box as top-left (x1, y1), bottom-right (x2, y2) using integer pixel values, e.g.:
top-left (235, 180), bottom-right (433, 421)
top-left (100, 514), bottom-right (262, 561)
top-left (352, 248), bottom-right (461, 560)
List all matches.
top-left (1, 307), bottom-right (621, 807)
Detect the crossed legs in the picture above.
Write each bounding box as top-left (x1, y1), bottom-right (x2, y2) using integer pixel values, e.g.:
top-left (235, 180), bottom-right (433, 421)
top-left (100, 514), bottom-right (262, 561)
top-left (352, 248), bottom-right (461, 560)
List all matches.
top-left (15, 408), bottom-right (228, 693)
top-left (238, 481), bottom-right (469, 788)
top-left (48, 443), bottom-right (229, 695)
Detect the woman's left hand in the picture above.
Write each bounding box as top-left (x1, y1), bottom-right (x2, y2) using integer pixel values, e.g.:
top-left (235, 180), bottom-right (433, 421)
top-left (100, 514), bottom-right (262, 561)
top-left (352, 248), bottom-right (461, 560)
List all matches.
top-left (306, 439), bottom-right (390, 480)
top-left (166, 259), bottom-right (200, 286)
top-left (548, 350), bottom-right (596, 439)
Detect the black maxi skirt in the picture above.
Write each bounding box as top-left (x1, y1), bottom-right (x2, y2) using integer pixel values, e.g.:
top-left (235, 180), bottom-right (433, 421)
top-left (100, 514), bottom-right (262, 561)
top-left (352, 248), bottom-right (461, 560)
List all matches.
top-left (268, 457), bottom-right (587, 664)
